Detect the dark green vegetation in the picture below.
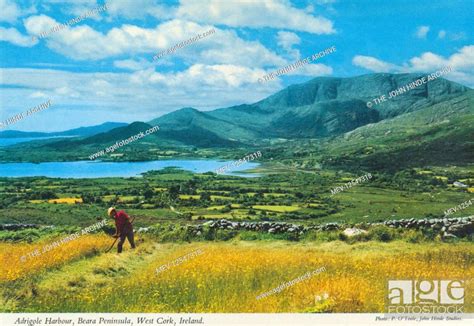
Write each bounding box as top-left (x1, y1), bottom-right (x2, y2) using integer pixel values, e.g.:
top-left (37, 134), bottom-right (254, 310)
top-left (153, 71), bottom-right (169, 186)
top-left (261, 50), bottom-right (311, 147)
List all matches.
top-left (1, 167), bottom-right (473, 240)
top-left (127, 223), bottom-right (459, 244)
top-left (265, 90), bottom-right (474, 172)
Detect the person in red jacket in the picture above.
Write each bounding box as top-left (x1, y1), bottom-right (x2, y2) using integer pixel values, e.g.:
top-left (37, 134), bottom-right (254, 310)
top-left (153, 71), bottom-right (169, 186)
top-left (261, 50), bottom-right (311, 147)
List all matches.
top-left (108, 207), bottom-right (136, 253)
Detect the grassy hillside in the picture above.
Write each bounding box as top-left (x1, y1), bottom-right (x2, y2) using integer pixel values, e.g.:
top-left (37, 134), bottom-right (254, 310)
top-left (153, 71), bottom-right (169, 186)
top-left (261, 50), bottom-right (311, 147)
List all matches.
top-left (319, 90), bottom-right (474, 171)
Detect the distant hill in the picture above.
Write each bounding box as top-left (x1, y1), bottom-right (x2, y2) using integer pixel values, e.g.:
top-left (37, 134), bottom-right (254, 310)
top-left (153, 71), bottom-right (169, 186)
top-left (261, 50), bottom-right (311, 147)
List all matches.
top-left (43, 122), bottom-right (157, 150)
top-left (1, 73), bottom-right (471, 166)
top-left (147, 73), bottom-right (468, 144)
top-left (0, 130), bottom-right (49, 138)
top-left (52, 122), bottom-right (129, 137)
top-left (0, 122), bottom-right (127, 138)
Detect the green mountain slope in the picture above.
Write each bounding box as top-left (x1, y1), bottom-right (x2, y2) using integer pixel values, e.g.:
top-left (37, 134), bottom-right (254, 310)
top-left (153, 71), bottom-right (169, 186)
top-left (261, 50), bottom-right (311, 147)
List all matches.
top-left (317, 90), bottom-right (474, 171)
top-left (151, 107), bottom-right (250, 146)
top-left (44, 122), bottom-right (157, 149)
top-left (1, 73), bottom-right (471, 166)
top-left (148, 73), bottom-right (468, 144)
top-left (54, 122), bottom-right (128, 137)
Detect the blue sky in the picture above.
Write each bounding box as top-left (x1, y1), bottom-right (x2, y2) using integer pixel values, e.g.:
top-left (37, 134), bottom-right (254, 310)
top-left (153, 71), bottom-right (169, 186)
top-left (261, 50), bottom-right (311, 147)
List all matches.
top-left (0, 0), bottom-right (472, 131)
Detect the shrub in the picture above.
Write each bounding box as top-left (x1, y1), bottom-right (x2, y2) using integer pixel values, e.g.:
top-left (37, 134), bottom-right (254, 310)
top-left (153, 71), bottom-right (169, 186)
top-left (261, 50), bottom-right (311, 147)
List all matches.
top-left (302, 230), bottom-right (340, 242)
top-left (214, 229), bottom-right (238, 241)
top-left (420, 227), bottom-right (438, 241)
top-left (404, 229), bottom-right (425, 243)
top-left (338, 232), bottom-right (348, 241)
top-left (369, 226), bottom-right (398, 242)
top-left (220, 205), bottom-right (231, 213)
top-left (238, 231), bottom-right (299, 242)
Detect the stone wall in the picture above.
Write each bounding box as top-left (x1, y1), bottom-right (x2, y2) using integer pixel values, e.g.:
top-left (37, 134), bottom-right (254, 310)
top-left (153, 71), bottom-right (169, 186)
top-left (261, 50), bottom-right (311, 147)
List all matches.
top-left (176, 216), bottom-right (473, 238)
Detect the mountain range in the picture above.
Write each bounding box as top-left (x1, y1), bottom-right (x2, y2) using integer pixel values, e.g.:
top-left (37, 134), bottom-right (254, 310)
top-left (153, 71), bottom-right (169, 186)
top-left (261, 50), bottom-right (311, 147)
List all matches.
top-left (0, 122), bottom-right (127, 139)
top-left (1, 72), bottom-right (472, 168)
top-left (148, 73), bottom-right (468, 143)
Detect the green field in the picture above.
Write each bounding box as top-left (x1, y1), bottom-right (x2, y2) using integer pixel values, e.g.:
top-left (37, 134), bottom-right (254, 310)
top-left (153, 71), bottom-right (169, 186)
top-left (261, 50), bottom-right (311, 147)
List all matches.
top-left (1, 165), bottom-right (473, 228)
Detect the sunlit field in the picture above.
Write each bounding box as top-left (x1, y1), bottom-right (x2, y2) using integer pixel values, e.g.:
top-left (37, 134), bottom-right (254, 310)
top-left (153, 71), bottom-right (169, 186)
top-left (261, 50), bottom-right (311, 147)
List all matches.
top-left (0, 235), bottom-right (110, 281)
top-left (1, 237), bottom-right (472, 313)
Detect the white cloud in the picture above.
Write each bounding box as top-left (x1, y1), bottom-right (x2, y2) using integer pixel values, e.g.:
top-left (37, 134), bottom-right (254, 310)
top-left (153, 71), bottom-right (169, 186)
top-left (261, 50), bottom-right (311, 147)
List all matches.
top-left (22, 16), bottom-right (192, 59)
top-left (24, 14), bottom-right (57, 36)
top-left (436, 30), bottom-right (467, 41)
top-left (90, 0), bottom-right (336, 34)
top-left (0, 64), bottom-right (282, 130)
top-left (406, 52), bottom-right (447, 72)
top-left (0, 27), bottom-right (36, 47)
top-left (176, 0), bottom-right (335, 34)
top-left (276, 31), bottom-right (300, 58)
top-left (106, 0), bottom-right (174, 20)
top-left (29, 91), bottom-right (48, 98)
top-left (352, 46), bottom-right (474, 87)
top-left (415, 25), bottom-right (430, 39)
top-left (0, 0), bottom-right (36, 25)
top-left (407, 45), bottom-right (474, 72)
top-left (113, 59), bottom-right (153, 71)
top-left (129, 64), bottom-right (268, 89)
top-left (23, 17), bottom-right (285, 68)
top-left (197, 29), bottom-right (286, 68)
top-left (352, 55), bottom-right (399, 73)
top-left (277, 31), bottom-right (300, 49)
top-left (305, 4), bottom-right (315, 13)
top-left (0, 0), bottom-right (21, 23)
top-left (287, 63), bottom-right (333, 77)
top-left (55, 86), bottom-right (80, 98)
top-left (42, 0), bottom-right (101, 18)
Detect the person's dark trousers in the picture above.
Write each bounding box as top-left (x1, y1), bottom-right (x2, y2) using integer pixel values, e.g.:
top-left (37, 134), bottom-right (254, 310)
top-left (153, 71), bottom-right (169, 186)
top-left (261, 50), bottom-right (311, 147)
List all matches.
top-left (117, 227), bottom-right (136, 253)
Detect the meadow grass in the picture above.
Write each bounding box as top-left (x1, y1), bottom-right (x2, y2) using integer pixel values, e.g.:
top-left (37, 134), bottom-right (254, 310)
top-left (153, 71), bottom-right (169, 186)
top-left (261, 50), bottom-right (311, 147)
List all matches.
top-left (1, 238), bottom-right (471, 313)
top-left (47, 197), bottom-right (83, 204)
top-left (0, 235), bottom-right (110, 282)
top-left (210, 195), bottom-right (233, 200)
top-left (179, 195), bottom-right (200, 200)
top-left (252, 205), bottom-right (300, 212)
